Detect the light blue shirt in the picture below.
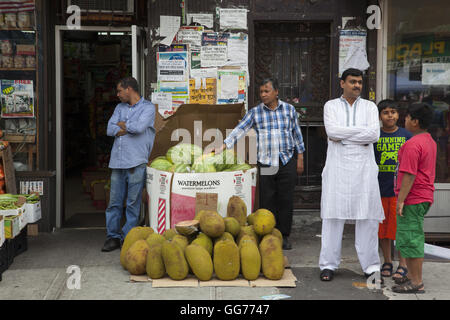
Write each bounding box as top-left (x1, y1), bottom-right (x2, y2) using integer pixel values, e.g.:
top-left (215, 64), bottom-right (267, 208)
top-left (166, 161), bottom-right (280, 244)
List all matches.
top-left (107, 97), bottom-right (156, 169)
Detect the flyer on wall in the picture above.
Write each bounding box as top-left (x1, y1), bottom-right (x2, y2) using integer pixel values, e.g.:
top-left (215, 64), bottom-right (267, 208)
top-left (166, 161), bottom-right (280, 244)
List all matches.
top-left (0, 80), bottom-right (35, 118)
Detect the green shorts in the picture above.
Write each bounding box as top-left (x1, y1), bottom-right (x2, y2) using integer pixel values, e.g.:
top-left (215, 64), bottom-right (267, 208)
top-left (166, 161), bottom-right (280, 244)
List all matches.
top-left (396, 202), bottom-right (430, 258)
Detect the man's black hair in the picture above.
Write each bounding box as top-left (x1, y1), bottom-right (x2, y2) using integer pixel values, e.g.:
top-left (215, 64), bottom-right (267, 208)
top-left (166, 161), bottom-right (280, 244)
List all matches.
top-left (377, 99), bottom-right (399, 114)
top-left (260, 78), bottom-right (279, 91)
top-left (341, 68), bottom-right (363, 81)
top-left (406, 103), bottom-right (434, 130)
top-left (117, 77), bottom-right (139, 94)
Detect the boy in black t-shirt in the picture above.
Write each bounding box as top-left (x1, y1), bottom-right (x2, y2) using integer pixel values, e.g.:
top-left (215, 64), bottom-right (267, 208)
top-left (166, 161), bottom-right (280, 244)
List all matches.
top-left (374, 100), bottom-right (412, 282)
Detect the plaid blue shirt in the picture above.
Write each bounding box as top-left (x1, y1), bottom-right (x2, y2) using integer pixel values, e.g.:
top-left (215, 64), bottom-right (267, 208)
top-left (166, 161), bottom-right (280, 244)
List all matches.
top-left (224, 100), bottom-right (305, 167)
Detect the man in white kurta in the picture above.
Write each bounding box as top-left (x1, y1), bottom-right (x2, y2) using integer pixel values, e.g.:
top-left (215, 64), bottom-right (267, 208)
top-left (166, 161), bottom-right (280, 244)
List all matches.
top-left (319, 68), bottom-right (384, 281)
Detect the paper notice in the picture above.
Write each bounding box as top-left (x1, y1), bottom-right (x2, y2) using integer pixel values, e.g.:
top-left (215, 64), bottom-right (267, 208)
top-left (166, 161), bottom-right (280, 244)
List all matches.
top-left (226, 33), bottom-right (248, 66)
top-left (219, 74), bottom-right (239, 100)
top-left (160, 16), bottom-right (180, 46)
top-left (151, 92), bottom-right (173, 119)
top-left (422, 63), bottom-right (450, 85)
top-left (190, 67), bottom-right (218, 79)
top-left (175, 26), bottom-right (203, 49)
top-left (201, 46), bottom-right (228, 67)
top-left (187, 13), bottom-right (214, 29)
top-left (219, 8), bottom-right (248, 30)
top-left (339, 30), bottom-right (368, 76)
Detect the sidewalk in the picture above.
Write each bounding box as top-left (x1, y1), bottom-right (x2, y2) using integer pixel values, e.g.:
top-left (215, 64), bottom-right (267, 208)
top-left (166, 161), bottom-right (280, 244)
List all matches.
top-left (0, 213), bottom-right (449, 300)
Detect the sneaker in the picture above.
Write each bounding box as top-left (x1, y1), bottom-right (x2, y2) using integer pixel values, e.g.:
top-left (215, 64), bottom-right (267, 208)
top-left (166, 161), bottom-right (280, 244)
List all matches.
top-left (101, 238), bottom-right (122, 252)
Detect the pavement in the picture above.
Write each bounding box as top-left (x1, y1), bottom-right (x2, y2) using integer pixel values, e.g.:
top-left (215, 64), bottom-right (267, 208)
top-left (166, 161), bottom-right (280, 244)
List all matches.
top-left (0, 211), bottom-right (449, 300)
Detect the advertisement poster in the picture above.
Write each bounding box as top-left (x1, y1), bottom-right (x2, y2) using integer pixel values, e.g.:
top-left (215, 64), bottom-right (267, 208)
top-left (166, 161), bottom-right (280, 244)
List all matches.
top-left (201, 32), bottom-right (230, 46)
top-left (339, 30), bottom-right (369, 76)
top-left (217, 70), bottom-right (247, 104)
top-left (157, 51), bottom-right (189, 82)
top-left (151, 92), bottom-right (174, 119)
top-left (186, 13), bottom-right (214, 29)
top-left (201, 46), bottom-right (228, 67)
top-left (174, 26), bottom-right (204, 49)
top-left (422, 63), bottom-right (450, 85)
top-left (189, 78), bottom-right (217, 104)
top-left (1, 80), bottom-right (34, 118)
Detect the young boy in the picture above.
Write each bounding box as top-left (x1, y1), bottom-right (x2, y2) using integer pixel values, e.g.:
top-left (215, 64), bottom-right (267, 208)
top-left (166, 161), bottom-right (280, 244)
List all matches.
top-left (374, 100), bottom-right (412, 281)
top-left (392, 103), bottom-right (436, 294)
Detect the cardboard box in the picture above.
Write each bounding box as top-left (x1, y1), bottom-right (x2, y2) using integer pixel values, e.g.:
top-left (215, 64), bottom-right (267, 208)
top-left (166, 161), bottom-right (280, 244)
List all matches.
top-left (27, 223), bottom-right (38, 237)
top-left (25, 202), bottom-right (41, 224)
top-left (83, 170), bottom-right (110, 193)
top-left (146, 103), bottom-right (257, 234)
top-left (18, 211), bottom-right (27, 231)
top-left (95, 44), bottom-right (121, 63)
top-left (92, 181), bottom-right (107, 201)
top-left (0, 216), bottom-right (5, 247)
top-left (4, 215), bottom-right (20, 239)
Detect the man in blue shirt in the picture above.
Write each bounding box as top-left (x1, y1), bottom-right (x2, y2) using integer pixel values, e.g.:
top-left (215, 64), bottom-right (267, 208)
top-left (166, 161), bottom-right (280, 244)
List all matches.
top-left (102, 77), bottom-right (156, 252)
top-left (216, 78), bottom-right (305, 250)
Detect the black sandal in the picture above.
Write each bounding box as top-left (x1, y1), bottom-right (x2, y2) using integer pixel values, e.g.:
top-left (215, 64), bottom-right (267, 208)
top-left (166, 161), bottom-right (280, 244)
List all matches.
top-left (320, 269), bottom-right (334, 281)
top-left (392, 281), bottom-right (425, 294)
top-left (381, 262), bottom-right (393, 277)
top-left (392, 266), bottom-right (408, 280)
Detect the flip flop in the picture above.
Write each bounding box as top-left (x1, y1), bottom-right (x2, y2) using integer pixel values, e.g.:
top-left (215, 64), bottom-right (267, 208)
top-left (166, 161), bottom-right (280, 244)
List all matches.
top-left (392, 282), bottom-right (425, 294)
top-left (320, 269), bottom-right (334, 281)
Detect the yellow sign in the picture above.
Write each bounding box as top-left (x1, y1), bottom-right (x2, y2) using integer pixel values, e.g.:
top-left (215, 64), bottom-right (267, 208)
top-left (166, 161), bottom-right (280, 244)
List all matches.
top-left (189, 78), bottom-right (217, 104)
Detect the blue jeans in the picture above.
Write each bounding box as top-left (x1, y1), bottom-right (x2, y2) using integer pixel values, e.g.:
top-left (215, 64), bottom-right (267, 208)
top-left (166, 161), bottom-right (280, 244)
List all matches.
top-left (105, 163), bottom-right (146, 241)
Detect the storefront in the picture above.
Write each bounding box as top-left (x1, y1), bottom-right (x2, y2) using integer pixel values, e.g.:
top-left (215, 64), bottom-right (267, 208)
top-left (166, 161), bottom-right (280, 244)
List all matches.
top-left (5, 0), bottom-right (380, 231)
top-left (377, 0), bottom-right (450, 236)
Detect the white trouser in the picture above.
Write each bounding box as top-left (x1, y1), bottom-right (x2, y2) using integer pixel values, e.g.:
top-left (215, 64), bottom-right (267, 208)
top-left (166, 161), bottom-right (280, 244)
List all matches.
top-left (319, 219), bottom-right (381, 275)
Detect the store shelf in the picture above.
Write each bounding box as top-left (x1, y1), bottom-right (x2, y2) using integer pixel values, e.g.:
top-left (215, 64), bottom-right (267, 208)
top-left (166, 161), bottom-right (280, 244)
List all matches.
top-left (0, 28), bottom-right (35, 32)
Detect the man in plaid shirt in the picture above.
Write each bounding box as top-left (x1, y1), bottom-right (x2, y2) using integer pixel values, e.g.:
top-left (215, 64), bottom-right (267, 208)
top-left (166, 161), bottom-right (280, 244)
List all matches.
top-left (217, 78), bottom-right (305, 250)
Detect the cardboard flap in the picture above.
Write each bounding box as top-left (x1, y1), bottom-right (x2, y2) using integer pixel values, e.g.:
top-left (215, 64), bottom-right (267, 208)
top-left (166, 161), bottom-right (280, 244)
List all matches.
top-left (195, 193), bottom-right (218, 214)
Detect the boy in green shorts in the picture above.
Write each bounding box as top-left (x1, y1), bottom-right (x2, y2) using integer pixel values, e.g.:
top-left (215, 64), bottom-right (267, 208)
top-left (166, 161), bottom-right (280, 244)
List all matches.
top-left (393, 103), bottom-right (437, 294)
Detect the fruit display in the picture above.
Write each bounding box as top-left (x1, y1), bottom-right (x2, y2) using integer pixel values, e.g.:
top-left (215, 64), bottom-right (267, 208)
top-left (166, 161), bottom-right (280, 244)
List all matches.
top-left (119, 199), bottom-right (284, 282)
top-left (148, 143), bottom-right (252, 173)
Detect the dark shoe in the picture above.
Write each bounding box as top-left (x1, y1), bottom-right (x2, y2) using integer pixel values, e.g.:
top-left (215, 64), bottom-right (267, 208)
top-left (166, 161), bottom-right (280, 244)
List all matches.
top-left (282, 236), bottom-right (292, 250)
top-left (320, 269), bottom-right (334, 281)
top-left (381, 262), bottom-right (393, 277)
top-left (101, 238), bottom-right (122, 252)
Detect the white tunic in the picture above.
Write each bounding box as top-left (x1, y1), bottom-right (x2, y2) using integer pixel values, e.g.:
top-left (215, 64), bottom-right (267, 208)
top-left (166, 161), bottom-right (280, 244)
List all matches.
top-left (321, 96), bottom-right (384, 221)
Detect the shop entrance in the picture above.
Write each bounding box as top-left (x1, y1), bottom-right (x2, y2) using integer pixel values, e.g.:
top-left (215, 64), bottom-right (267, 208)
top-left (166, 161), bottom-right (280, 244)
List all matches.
top-left (55, 26), bottom-right (146, 229)
top-left (254, 22), bottom-right (331, 210)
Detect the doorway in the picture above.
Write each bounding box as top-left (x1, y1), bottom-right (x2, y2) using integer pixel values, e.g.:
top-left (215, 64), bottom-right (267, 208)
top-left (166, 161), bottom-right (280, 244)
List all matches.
top-left (55, 26), bottom-right (146, 229)
top-left (254, 22), bottom-right (331, 209)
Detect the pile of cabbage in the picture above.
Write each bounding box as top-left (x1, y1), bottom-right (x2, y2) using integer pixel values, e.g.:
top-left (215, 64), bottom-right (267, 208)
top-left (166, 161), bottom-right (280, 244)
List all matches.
top-left (149, 143), bottom-right (252, 173)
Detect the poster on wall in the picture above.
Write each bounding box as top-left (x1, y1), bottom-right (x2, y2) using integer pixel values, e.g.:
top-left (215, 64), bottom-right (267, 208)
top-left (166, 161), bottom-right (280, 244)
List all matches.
top-left (217, 70), bottom-right (247, 104)
top-left (186, 13), bottom-right (214, 29)
top-left (189, 78), bottom-right (217, 104)
top-left (422, 63), bottom-right (450, 85)
top-left (1, 80), bottom-right (34, 118)
top-left (218, 8), bottom-right (248, 30)
top-left (338, 30), bottom-right (369, 77)
top-left (174, 26), bottom-right (204, 49)
top-left (157, 51), bottom-right (189, 82)
top-left (226, 33), bottom-right (248, 66)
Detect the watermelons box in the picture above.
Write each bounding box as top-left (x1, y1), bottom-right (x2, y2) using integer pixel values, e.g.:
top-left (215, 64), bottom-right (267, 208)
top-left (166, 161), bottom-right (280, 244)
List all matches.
top-left (146, 103), bottom-right (258, 234)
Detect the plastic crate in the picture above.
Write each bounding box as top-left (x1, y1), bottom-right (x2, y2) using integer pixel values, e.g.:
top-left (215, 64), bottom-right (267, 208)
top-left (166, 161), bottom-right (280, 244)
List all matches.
top-left (15, 171), bottom-right (56, 233)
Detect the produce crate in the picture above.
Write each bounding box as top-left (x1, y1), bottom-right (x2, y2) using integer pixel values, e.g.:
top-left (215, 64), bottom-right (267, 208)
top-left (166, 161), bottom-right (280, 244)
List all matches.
top-left (15, 171), bottom-right (56, 233)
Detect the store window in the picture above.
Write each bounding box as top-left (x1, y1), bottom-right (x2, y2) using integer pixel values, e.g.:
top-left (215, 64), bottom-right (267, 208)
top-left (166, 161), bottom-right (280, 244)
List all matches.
top-left (0, 1), bottom-right (38, 174)
top-left (387, 0), bottom-right (450, 183)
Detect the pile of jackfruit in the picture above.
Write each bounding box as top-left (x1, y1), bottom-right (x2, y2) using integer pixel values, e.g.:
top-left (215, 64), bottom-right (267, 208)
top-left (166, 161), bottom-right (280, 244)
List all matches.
top-left (120, 196), bottom-right (285, 281)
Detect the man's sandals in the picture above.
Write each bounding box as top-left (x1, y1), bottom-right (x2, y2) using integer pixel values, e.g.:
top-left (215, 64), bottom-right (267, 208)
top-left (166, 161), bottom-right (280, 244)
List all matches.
top-left (392, 281), bottom-right (425, 294)
top-left (392, 266), bottom-right (409, 284)
top-left (381, 262), bottom-right (393, 277)
top-left (320, 269), bottom-right (334, 281)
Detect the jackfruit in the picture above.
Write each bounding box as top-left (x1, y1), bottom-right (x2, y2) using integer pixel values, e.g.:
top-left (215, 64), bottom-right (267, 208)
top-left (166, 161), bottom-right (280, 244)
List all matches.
top-left (199, 211), bottom-right (225, 238)
top-left (259, 234), bottom-right (284, 280)
top-left (240, 239), bottom-right (261, 281)
top-left (146, 243), bottom-right (165, 279)
top-left (224, 217), bottom-right (241, 238)
top-left (247, 212), bottom-right (257, 225)
top-left (194, 210), bottom-right (212, 221)
top-left (236, 225), bottom-right (259, 246)
top-left (227, 196), bottom-right (247, 226)
top-left (146, 233), bottom-right (166, 247)
top-left (213, 232), bottom-right (235, 246)
top-left (125, 240), bottom-right (150, 275)
top-left (270, 228), bottom-right (283, 246)
top-left (172, 234), bottom-right (189, 251)
top-left (238, 234), bottom-right (258, 249)
top-left (120, 226), bottom-right (154, 269)
top-left (162, 240), bottom-right (189, 280)
top-left (185, 244), bottom-right (214, 281)
top-left (175, 220), bottom-right (200, 236)
top-left (213, 239), bottom-right (240, 281)
top-left (163, 228), bottom-right (178, 240)
top-left (253, 209), bottom-right (276, 236)
top-left (192, 233), bottom-right (213, 256)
